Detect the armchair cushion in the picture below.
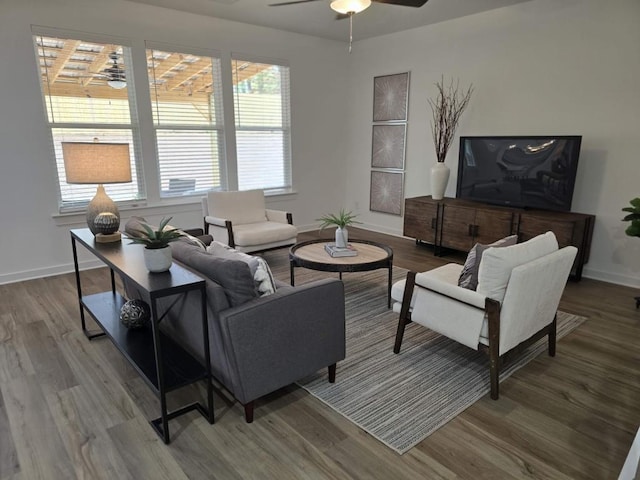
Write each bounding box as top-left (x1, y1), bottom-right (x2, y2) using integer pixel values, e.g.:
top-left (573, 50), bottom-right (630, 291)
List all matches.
top-left (458, 234), bottom-right (518, 290)
top-left (206, 189), bottom-right (267, 225)
top-left (232, 221), bottom-right (298, 247)
top-left (477, 231), bottom-right (559, 303)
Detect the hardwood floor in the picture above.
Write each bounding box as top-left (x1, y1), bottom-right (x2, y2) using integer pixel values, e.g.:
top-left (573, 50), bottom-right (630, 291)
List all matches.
top-left (1, 227), bottom-right (639, 479)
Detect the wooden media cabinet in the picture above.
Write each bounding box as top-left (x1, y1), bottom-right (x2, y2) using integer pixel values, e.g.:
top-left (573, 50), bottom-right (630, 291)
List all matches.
top-left (403, 196), bottom-right (595, 280)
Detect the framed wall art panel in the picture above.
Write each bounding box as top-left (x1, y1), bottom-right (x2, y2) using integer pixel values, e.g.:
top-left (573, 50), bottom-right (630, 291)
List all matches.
top-left (371, 123), bottom-right (406, 169)
top-left (373, 72), bottom-right (410, 122)
top-left (370, 170), bottom-right (404, 216)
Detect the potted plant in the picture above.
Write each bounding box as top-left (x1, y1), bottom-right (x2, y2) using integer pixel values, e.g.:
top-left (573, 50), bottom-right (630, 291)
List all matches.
top-left (622, 197), bottom-right (640, 237)
top-left (316, 209), bottom-right (361, 248)
top-left (428, 76), bottom-right (473, 200)
top-left (128, 217), bottom-right (183, 272)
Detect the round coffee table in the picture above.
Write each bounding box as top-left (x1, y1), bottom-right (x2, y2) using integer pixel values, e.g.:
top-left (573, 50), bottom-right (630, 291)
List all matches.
top-left (289, 239), bottom-right (394, 308)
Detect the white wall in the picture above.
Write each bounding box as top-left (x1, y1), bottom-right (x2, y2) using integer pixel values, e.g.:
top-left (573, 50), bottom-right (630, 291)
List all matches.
top-left (0, 0), bottom-right (350, 283)
top-left (344, 0), bottom-right (640, 287)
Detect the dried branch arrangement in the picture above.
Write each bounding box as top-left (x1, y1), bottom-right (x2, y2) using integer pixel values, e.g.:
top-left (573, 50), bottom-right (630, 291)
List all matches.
top-left (428, 77), bottom-right (473, 163)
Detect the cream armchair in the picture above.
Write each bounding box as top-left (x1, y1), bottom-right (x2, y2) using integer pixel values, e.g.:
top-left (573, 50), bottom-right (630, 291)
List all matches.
top-left (392, 232), bottom-right (577, 399)
top-left (202, 189), bottom-right (297, 253)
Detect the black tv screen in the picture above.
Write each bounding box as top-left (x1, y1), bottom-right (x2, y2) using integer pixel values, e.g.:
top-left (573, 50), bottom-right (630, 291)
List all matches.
top-left (456, 136), bottom-right (582, 212)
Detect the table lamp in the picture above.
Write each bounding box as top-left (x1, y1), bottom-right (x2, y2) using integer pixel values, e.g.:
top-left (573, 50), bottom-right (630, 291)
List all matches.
top-left (62, 141), bottom-right (132, 243)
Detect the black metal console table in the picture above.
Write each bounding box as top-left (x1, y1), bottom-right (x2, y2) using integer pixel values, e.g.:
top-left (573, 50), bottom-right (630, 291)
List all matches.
top-left (70, 228), bottom-right (213, 443)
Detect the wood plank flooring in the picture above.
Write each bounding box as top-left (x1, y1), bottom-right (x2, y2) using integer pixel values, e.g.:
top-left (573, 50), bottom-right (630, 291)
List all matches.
top-left (1, 227), bottom-right (638, 479)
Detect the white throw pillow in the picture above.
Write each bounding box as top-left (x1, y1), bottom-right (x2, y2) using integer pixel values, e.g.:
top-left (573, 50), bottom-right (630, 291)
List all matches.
top-left (206, 241), bottom-right (276, 296)
top-left (477, 231), bottom-right (559, 303)
top-left (458, 234), bottom-right (518, 290)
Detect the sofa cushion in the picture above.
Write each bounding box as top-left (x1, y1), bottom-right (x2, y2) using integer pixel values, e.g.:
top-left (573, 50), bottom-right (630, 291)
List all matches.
top-left (477, 231), bottom-right (559, 303)
top-left (207, 241), bottom-right (276, 296)
top-left (458, 235), bottom-right (518, 291)
top-left (207, 189), bottom-right (267, 225)
top-left (171, 240), bottom-right (258, 306)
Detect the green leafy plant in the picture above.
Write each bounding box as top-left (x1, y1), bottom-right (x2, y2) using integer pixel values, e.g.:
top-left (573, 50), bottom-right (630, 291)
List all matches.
top-left (316, 209), bottom-right (361, 230)
top-left (622, 198), bottom-right (640, 237)
top-left (128, 217), bottom-right (183, 249)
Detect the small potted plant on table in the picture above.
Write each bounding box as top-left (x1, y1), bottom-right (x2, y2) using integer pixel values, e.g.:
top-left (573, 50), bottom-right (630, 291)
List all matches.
top-left (316, 209), bottom-right (361, 248)
top-left (128, 217), bottom-right (183, 272)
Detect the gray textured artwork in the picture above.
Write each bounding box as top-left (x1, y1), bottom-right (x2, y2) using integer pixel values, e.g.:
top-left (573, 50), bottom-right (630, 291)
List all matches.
top-left (370, 171), bottom-right (404, 215)
top-left (373, 72), bottom-right (409, 122)
top-left (371, 124), bottom-right (406, 169)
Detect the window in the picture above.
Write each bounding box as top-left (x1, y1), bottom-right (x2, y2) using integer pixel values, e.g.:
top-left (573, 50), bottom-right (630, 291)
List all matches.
top-left (147, 46), bottom-right (226, 197)
top-left (34, 34), bottom-right (144, 210)
top-left (232, 58), bottom-right (292, 192)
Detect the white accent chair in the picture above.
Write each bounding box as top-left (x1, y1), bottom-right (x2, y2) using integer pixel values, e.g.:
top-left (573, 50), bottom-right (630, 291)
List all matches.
top-left (392, 232), bottom-right (577, 399)
top-left (202, 189), bottom-right (298, 253)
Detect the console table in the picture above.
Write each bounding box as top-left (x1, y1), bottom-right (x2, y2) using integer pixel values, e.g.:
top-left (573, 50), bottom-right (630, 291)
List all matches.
top-left (404, 196), bottom-right (595, 280)
top-left (70, 228), bottom-right (214, 443)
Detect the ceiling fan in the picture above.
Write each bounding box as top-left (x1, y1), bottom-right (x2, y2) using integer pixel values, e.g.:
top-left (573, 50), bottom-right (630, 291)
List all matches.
top-left (82, 52), bottom-right (127, 89)
top-left (269, 0), bottom-right (428, 16)
top-left (268, 0), bottom-right (428, 51)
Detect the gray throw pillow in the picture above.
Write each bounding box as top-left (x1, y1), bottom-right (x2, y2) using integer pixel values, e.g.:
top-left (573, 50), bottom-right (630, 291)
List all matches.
top-left (171, 241), bottom-right (258, 306)
top-left (458, 234), bottom-right (518, 290)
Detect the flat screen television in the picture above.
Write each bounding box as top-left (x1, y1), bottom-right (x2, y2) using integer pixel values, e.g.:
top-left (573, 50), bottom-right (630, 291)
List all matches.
top-left (456, 136), bottom-right (582, 212)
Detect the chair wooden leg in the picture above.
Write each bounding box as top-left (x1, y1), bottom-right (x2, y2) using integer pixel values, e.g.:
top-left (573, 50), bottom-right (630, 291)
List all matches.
top-left (549, 314), bottom-right (557, 357)
top-left (243, 401), bottom-right (254, 423)
top-left (328, 363), bottom-right (336, 383)
top-left (486, 298), bottom-right (501, 400)
top-left (394, 272), bottom-right (416, 354)
top-left (204, 218), bottom-right (209, 235)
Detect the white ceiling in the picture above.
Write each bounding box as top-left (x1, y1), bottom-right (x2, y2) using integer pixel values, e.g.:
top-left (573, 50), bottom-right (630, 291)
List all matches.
top-left (125, 0), bottom-right (533, 42)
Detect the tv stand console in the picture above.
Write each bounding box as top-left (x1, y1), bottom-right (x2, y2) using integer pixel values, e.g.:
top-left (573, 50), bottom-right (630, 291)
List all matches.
top-left (403, 196), bottom-right (595, 280)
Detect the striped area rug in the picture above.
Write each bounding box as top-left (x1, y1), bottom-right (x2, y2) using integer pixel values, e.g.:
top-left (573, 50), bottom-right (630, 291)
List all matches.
top-left (264, 250), bottom-right (587, 454)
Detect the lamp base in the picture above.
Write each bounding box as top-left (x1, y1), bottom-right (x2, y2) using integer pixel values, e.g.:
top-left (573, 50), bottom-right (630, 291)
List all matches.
top-left (87, 185), bottom-right (120, 235)
top-left (95, 232), bottom-right (122, 243)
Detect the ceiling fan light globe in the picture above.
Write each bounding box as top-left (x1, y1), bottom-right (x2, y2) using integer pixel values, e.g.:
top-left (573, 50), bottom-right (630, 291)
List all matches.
top-left (107, 80), bottom-right (127, 89)
top-left (330, 0), bottom-right (371, 14)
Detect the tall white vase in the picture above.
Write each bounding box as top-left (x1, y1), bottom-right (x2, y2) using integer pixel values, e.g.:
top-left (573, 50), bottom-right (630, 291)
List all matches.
top-left (335, 227), bottom-right (348, 248)
top-left (430, 162), bottom-right (450, 200)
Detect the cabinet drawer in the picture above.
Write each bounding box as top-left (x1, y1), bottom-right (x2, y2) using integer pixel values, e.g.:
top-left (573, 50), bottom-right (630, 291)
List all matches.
top-left (440, 205), bottom-right (476, 251)
top-left (473, 210), bottom-right (514, 245)
top-left (518, 215), bottom-right (575, 247)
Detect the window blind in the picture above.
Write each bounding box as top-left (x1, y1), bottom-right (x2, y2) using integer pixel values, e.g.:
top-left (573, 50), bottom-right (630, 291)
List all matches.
top-left (147, 47), bottom-right (226, 197)
top-left (33, 34), bottom-right (145, 210)
top-left (232, 58), bottom-right (292, 192)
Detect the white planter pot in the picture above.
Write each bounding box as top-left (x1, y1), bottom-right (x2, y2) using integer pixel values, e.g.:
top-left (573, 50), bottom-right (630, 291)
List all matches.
top-left (335, 227), bottom-right (349, 248)
top-left (430, 162), bottom-right (451, 200)
top-left (144, 246), bottom-right (172, 273)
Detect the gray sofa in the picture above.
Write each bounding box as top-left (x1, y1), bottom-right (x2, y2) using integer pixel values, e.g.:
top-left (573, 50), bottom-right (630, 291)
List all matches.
top-left (125, 236), bottom-right (346, 423)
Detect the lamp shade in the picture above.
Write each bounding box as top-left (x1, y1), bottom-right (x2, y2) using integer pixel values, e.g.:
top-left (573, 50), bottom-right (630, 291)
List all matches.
top-left (330, 0), bottom-right (371, 14)
top-left (62, 142), bottom-right (132, 184)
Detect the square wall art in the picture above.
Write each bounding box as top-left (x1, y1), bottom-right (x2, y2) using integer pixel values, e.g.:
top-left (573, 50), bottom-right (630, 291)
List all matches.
top-left (370, 170), bottom-right (404, 216)
top-left (373, 72), bottom-right (410, 122)
top-left (371, 124), bottom-right (406, 169)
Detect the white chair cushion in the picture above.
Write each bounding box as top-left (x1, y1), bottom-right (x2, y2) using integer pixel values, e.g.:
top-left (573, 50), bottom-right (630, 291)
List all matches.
top-left (232, 222), bottom-right (298, 247)
top-left (477, 231), bottom-right (559, 303)
top-left (207, 189), bottom-right (267, 225)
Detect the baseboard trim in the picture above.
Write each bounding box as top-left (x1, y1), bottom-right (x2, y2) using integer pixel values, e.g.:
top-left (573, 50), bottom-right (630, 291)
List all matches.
top-left (0, 259), bottom-right (104, 286)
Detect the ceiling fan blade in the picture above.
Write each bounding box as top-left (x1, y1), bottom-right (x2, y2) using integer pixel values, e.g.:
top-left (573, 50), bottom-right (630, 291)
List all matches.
top-left (269, 0), bottom-right (321, 6)
top-left (372, 0), bottom-right (428, 7)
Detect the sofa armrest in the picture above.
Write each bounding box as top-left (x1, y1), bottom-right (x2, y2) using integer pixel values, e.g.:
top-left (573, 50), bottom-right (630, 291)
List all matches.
top-left (218, 278), bottom-right (346, 404)
top-left (265, 209), bottom-right (292, 225)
